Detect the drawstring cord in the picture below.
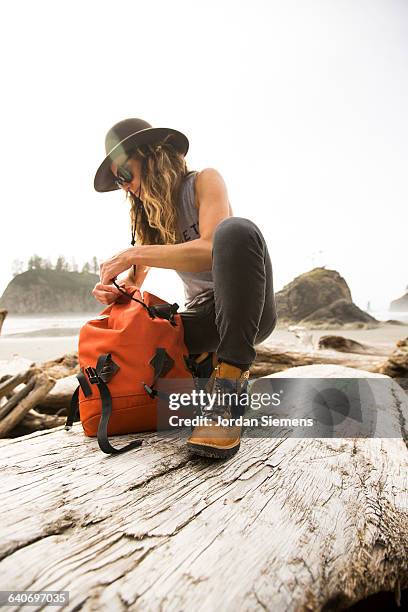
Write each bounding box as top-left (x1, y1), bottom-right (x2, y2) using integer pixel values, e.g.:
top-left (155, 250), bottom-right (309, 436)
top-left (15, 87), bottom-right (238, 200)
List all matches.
top-left (112, 278), bottom-right (154, 318)
top-left (130, 181), bottom-right (143, 279)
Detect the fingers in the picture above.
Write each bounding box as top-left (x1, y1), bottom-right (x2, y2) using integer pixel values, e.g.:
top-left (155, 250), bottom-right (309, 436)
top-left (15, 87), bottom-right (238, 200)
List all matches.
top-left (92, 282), bottom-right (123, 305)
top-left (93, 292), bottom-right (116, 305)
top-left (95, 282), bottom-right (121, 294)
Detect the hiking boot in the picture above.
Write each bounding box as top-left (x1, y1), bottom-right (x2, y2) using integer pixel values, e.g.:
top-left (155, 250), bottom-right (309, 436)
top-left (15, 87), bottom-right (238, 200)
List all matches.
top-left (185, 351), bottom-right (218, 396)
top-left (181, 352), bottom-right (218, 424)
top-left (186, 360), bottom-right (250, 459)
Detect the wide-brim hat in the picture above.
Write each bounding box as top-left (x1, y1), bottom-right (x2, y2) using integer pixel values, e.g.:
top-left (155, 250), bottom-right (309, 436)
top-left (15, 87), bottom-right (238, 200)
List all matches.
top-left (94, 118), bottom-right (189, 192)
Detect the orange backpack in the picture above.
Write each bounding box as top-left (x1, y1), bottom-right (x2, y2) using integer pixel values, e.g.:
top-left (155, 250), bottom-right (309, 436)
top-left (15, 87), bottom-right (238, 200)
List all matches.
top-left (65, 285), bottom-right (196, 454)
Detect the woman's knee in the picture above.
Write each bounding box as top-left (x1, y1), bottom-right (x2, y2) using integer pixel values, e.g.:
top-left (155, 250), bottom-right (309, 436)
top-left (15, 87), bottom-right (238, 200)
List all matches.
top-left (256, 315), bottom-right (277, 345)
top-left (213, 216), bottom-right (261, 245)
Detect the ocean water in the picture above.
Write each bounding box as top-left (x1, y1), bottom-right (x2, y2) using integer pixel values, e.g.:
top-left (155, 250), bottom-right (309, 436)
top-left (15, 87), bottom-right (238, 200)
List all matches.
top-left (1, 310), bottom-right (408, 338)
top-left (1, 314), bottom-right (92, 337)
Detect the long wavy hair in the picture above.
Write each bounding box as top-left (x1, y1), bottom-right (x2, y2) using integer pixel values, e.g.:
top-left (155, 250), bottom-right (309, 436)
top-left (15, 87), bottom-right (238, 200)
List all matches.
top-left (125, 135), bottom-right (190, 246)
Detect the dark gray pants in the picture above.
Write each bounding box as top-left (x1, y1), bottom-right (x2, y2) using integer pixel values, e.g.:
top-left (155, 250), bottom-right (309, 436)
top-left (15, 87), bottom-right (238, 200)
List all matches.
top-left (179, 217), bottom-right (277, 370)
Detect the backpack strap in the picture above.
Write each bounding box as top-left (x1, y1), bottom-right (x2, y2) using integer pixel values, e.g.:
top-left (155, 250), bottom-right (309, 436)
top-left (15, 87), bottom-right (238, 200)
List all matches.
top-left (65, 369), bottom-right (93, 429)
top-left (90, 354), bottom-right (142, 454)
top-left (94, 374), bottom-right (142, 455)
top-left (65, 354), bottom-right (143, 455)
top-left (65, 386), bottom-right (80, 430)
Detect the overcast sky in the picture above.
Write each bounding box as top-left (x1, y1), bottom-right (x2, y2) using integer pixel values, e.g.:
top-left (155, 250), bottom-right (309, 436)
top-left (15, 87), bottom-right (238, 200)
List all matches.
top-left (1, 0), bottom-right (407, 311)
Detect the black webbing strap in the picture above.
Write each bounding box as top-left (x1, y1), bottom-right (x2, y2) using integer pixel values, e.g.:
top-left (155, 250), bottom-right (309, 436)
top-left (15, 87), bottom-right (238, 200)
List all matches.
top-left (87, 354), bottom-right (142, 454)
top-left (65, 354), bottom-right (142, 455)
top-left (65, 386), bottom-right (80, 430)
top-left (65, 369), bottom-right (93, 430)
top-left (95, 377), bottom-right (142, 455)
top-left (78, 369), bottom-right (92, 396)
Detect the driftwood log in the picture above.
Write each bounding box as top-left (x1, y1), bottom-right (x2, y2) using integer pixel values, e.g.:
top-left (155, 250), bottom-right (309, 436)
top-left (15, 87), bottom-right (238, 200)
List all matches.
top-left (0, 358), bottom-right (56, 437)
top-left (36, 374), bottom-right (78, 413)
top-left (40, 352), bottom-right (79, 379)
top-left (0, 371), bottom-right (56, 437)
top-left (317, 335), bottom-right (384, 355)
top-left (8, 409), bottom-right (65, 437)
top-left (0, 364), bottom-right (407, 611)
top-left (252, 345), bottom-right (386, 378)
top-left (379, 337), bottom-right (408, 379)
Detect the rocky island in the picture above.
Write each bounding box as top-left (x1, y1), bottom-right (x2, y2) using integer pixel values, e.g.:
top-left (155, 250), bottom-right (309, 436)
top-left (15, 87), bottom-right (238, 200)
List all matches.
top-left (0, 269), bottom-right (100, 314)
top-left (275, 267), bottom-right (379, 329)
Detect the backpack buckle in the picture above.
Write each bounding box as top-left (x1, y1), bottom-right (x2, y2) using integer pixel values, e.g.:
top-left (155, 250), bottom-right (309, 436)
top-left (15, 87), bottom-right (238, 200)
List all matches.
top-left (98, 355), bottom-right (120, 383)
top-left (85, 366), bottom-right (99, 384)
top-left (143, 383), bottom-right (157, 398)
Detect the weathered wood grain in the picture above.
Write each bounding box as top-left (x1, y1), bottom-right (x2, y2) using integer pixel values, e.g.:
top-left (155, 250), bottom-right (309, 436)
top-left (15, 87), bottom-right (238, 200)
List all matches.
top-left (0, 365), bottom-right (407, 611)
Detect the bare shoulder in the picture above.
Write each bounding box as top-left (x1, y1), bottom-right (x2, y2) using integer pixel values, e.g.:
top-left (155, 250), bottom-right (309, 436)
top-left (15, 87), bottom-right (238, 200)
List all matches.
top-left (195, 167), bottom-right (226, 193)
top-left (194, 168), bottom-right (232, 213)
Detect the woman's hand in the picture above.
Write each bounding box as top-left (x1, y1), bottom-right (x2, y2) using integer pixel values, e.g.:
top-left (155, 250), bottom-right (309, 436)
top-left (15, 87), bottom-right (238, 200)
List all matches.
top-left (92, 282), bottom-right (123, 305)
top-left (99, 248), bottom-right (135, 285)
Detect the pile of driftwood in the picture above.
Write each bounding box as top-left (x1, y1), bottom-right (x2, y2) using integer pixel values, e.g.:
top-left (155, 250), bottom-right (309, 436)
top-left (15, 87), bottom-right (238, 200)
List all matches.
top-left (0, 335), bottom-right (407, 440)
top-left (0, 353), bottom-right (79, 438)
top-left (0, 364), bottom-right (61, 437)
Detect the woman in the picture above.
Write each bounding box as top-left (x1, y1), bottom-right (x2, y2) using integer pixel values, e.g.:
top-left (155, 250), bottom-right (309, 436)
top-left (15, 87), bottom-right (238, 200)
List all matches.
top-left (93, 118), bottom-right (277, 459)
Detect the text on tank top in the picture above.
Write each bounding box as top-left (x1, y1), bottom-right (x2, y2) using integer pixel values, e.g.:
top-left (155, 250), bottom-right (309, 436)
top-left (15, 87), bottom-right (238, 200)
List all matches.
top-left (176, 171), bottom-right (214, 309)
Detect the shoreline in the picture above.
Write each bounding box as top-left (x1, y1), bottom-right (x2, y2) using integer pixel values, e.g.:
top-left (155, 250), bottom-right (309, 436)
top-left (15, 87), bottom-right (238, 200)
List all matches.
top-left (0, 322), bottom-right (406, 364)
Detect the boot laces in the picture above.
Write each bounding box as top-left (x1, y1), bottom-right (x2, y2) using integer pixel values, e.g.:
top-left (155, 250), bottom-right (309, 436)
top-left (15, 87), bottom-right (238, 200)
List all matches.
top-left (201, 376), bottom-right (243, 423)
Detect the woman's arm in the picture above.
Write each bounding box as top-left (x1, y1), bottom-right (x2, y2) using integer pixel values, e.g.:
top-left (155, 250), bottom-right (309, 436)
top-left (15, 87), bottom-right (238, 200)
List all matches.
top-left (99, 168), bottom-right (231, 284)
top-left (122, 264), bottom-right (151, 288)
top-left (128, 168), bottom-right (231, 273)
top-left (130, 239), bottom-right (211, 273)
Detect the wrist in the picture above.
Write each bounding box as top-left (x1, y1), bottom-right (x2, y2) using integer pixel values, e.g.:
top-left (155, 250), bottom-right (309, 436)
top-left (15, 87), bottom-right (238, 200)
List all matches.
top-left (126, 245), bottom-right (141, 267)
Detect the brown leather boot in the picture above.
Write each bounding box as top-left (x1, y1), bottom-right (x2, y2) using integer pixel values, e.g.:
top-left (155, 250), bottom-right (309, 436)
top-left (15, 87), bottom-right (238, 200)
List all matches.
top-left (186, 360), bottom-right (250, 459)
top-left (186, 352), bottom-right (217, 377)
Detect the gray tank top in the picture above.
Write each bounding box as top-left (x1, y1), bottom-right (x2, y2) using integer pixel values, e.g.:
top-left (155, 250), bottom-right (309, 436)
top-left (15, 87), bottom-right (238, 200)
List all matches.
top-left (175, 171), bottom-right (214, 309)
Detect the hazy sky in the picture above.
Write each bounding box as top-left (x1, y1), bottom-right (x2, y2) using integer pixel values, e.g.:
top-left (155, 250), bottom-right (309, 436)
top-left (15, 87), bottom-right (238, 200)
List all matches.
top-left (1, 0), bottom-right (407, 311)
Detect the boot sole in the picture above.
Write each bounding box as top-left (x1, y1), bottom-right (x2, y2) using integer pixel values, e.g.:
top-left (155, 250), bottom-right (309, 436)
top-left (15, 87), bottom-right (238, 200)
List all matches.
top-left (186, 440), bottom-right (241, 459)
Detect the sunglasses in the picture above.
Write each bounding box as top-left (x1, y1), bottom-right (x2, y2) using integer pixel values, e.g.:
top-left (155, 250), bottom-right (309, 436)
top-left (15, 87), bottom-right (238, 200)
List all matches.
top-left (113, 163), bottom-right (133, 188)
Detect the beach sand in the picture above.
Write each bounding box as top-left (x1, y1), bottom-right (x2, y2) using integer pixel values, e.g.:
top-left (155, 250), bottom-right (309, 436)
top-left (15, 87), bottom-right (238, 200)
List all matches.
top-left (267, 323), bottom-right (408, 355)
top-left (0, 323), bottom-right (406, 364)
top-left (0, 336), bottom-right (79, 363)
